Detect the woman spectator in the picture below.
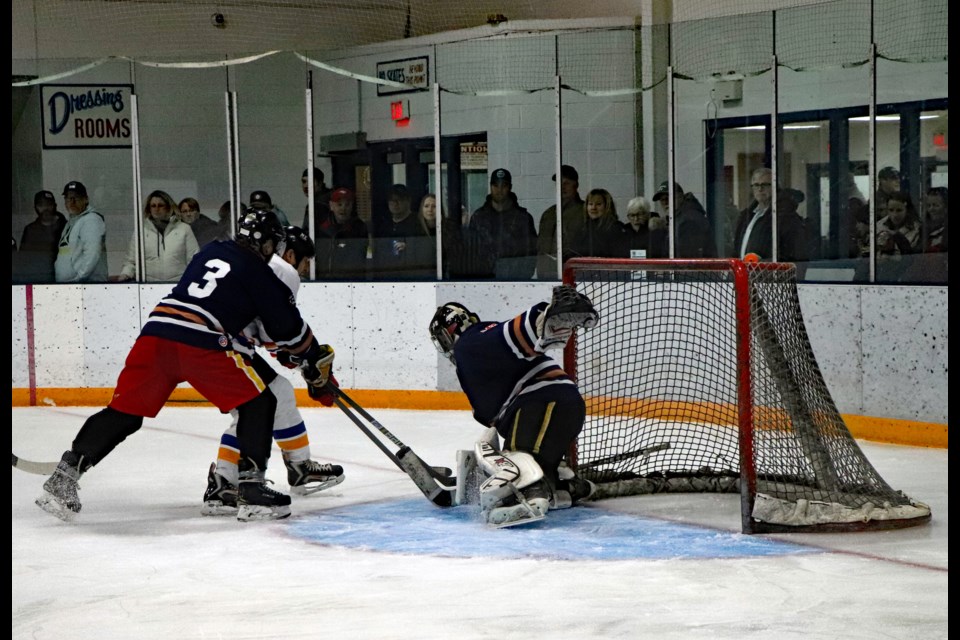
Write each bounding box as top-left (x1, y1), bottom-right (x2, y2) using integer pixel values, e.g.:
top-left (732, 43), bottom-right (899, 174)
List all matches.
top-left (622, 196), bottom-right (653, 258)
top-left (877, 191), bottom-right (920, 257)
top-left (923, 187), bottom-right (947, 252)
top-left (115, 190), bottom-right (198, 282)
top-left (566, 188), bottom-right (626, 259)
top-left (178, 197), bottom-right (220, 248)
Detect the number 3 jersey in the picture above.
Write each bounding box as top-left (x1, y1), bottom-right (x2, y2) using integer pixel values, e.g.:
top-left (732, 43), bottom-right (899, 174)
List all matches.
top-left (139, 240), bottom-right (314, 357)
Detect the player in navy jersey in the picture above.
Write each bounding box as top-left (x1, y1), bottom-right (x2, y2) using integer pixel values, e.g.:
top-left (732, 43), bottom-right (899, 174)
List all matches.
top-left (36, 209), bottom-right (336, 523)
top-left (429, 285), bottom-right (599, 527)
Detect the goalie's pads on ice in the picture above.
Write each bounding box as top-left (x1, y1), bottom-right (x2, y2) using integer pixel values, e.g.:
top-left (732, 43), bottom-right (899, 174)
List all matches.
top-left (535, 285), bottom-right (599, 351)
top-left (474, 442), bottom-right (549, 527)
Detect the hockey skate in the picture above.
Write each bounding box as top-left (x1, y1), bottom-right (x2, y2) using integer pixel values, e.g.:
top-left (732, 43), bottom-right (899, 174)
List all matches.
top-left (285, 458), bottom-right (345, 496)
top-left (237, 459), bottom-right (291, 521)
top-left (35, 450), bottom-right (84, 522)
top-left (201, 462), bottom-right (239, 516)
top-left (484, 479), bottom-right (551, 528)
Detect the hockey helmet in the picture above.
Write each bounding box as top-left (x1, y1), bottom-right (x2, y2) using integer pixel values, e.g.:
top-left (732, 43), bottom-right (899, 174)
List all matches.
top-left (282, 225), bottom-right (316, 264)
top-left (236, 208), bottom-right (284, 256)
top-left (429, 302), bottom-right (479, 360)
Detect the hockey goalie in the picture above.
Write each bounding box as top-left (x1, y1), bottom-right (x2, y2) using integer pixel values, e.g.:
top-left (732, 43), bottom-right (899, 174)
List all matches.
top-left (428, 285), bottom-right (599, 527)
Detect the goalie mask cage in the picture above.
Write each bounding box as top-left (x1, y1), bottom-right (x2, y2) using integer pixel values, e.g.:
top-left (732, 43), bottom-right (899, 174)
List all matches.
top-left (563, 258), bottom-right (930, 534)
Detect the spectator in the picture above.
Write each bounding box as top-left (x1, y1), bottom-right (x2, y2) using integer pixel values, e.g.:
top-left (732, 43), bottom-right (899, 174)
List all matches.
top-left (622, 196), bottom-right (653, 259)
top-left (315, 187), bottom-right (369, 280)
top-left (178, 197), bottom-right (220, 248)
top-left (372, 184), bottom-right (424, 279)
top-left (877, 191), bottom-right (920, 257)
top-left (115, 190), bottom-right (199, 282)
top-left (875, 166), bottom-right (901, 216)
top-left (55, 181), bottom-right (108, 283)
top-left (566, 188), bottom-right (626, 259)
top-left (408, 193), bottom-right (465, 280)
top-left (733, 168), bottom-right (809, 262)
top-left (468, 168), bottom-right (538, 279)
top-left (649, 180), bottom-right (716, 258)
top-left (300, 167), bottom-right (333, 234)
top-left (248, 190), bottom-right (290, 226)
top-left (18, 190), bottom-right (67, 283)
top-left (923, 187), bottom-right (947, 253)
top-left (536, 164), bottom-right (585, 279)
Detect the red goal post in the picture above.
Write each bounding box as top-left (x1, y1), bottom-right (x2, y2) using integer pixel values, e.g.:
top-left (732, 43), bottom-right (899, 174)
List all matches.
top-left (562, 257), bottom-right (930, 534)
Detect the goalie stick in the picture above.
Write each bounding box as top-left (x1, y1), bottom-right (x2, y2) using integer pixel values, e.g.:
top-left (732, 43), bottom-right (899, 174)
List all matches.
top-left (12, 453), bottom-right (58, 475)
top-left (577, 442), bottom-right (671, 471)
top-left (329, 387), bottom-right (455, 507)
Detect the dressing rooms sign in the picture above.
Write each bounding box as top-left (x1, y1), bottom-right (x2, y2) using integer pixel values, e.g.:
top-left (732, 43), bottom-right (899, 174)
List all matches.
top-left (41, 84), bottom-right (133, 149)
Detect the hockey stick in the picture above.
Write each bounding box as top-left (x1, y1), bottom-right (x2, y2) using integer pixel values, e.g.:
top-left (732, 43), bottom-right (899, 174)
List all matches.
top-left (329, 390), bottom-right (454, 507)
top-left (577, 442), bottom-right (671, 471)
top-left (331, 386), bottom-right (455, 484)
top-left (12, 453), bottom-right (58, 475)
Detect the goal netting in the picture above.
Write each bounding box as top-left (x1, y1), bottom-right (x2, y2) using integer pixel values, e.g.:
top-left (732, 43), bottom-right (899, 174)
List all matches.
top-left (564, 258), bottom-right (931, 533)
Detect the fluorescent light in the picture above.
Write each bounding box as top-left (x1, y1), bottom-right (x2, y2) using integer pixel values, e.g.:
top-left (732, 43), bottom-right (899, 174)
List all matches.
top-left (783, 124), bottom-right (822, 130)
top-left (849, 114), bottom-right (939, 122)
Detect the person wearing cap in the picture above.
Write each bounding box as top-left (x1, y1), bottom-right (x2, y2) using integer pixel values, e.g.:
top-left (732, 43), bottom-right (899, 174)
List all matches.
top-left (372, 184), bottom-right (425, 279)
top-left (115, 190), bottom-right (199, 283)
top-left (648, 180), bottom-right (716, 259)
top-left (300, 167), bottom-right (332, 233)
top-left (248, 190), bottom-right (290, 226)
top-left (178, 197), bottom-right (220, 248)
top-left (314, 187), bottom-right (369, 280)
top-left (536, 164), bottom-right (586, 280)
top-left (732, 168), bottom-right (809, 263)
top-left (54, 181), bottom-right (109, 283)
top-left (467, 168), bottom-right (538, 279)
top-left (874, 166), bottom-right (901, 220)
top-left (17, 190), bottom-right (68, 283)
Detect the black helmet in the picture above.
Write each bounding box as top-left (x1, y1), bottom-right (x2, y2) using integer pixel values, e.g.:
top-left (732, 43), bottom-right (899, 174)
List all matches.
top-left (429, 302), bottom-right (479, 361)
top-left (282, 225), bottom-right (316, 263)
top-left (236, 207), bottom-right (284, 255)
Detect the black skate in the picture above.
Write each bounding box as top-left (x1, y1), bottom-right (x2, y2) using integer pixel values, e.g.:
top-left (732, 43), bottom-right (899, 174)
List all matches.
top-left (285, 459), bottom-right (345, 496)
top-left (201, 462), bottom-right (239, 516)
top-left (35, 450), bottom-right (85, 522)
top-left (237, 458), bottom-right (291, 522)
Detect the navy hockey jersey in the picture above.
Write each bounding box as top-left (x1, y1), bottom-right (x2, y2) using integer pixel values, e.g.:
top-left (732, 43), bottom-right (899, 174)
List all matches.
top-left (140, 240), bottom-right (314, 357)
top-left (453, 302), bottom-right (577, 427)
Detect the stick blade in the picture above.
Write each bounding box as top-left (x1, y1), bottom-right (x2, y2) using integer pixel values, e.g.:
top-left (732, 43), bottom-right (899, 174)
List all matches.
top-left (397, 446), bottom-right (454, 507)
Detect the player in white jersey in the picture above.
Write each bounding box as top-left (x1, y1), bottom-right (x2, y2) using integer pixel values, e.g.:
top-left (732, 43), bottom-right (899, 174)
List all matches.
top-left (202, 225), bottom-right (344, 515)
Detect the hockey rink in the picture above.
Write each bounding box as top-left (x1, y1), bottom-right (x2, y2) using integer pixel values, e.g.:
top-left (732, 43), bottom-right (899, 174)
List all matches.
top-left (12, 405), bottom-right (948, 639)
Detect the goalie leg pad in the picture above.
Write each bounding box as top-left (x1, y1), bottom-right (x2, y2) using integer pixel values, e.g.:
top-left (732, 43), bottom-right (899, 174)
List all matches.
top-left (475, 443), bottom-right (544, 511)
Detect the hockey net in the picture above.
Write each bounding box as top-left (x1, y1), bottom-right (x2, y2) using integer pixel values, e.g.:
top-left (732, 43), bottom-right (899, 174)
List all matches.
top-left (563, 258), bottom-right (930, 533)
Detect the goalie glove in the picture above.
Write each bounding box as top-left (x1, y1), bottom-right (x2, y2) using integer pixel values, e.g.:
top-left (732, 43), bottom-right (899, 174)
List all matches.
top-left (300, 342), bottom-right (335, 388)
top-left (307, 374), bottom-right (338, 407)
top-left (536, 285), bottom-right (599, 350)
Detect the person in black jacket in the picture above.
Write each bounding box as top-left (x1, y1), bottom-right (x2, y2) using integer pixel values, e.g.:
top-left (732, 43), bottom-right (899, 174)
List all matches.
top-left (17, 190), bottom-right (67, 283)
top-left (467, 168), bottom-right (538, 279)
top-left (315, 187), bottom-right (369, 280)
top-left (566, 188), bottom-right (627, 260)
top-left (649, 181), bottom-right (716, 258)
top-left (733, 168), bottom-right (809, 262)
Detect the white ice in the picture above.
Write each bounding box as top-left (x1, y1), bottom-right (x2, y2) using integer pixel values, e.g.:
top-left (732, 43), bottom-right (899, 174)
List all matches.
top-left (12, 405), bottom-right (948, 640)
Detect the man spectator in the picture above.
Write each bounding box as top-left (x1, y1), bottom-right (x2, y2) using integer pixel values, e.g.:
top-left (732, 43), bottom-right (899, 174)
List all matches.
top-left (300, 167), bottom-right (332, 233)
top-left (372, 184), bottom-right (423, 279)
top-left (733, 168), bottom-right (808, 262)
top-left (536, 164), bottom-right (585, 279)
top-left (248, 190), bottom-right (290, 226)
top-left (649, 180), bottom-right (716, 258)
top-left (54, 181), bottom-right (108, 283)
top-left (468, 168), bottom-right (538, 279)
top-left (17, 190), bottom-right (67, 283)
top-left (315, 187), bottom-right (369, 280)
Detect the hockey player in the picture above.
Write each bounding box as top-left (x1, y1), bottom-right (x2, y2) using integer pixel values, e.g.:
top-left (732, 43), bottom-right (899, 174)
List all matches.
top-left (428, 285), bottom-right (599, 527)
top-left (202, 225), bottom-right (344, 515)
top-left (36, 209), bottom-right (337, 522)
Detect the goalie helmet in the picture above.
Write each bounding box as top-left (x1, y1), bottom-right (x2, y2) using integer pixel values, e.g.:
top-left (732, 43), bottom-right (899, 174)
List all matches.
top-left (282, 225), bottom-right (316, 263)
top-left (429, 302), bottom-right (480, 360)
top-left (236, 208), bottom-right (284, 256)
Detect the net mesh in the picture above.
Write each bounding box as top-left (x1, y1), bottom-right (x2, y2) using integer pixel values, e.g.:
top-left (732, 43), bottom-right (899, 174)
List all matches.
top-left (566, 259), bottom-right (930, 532)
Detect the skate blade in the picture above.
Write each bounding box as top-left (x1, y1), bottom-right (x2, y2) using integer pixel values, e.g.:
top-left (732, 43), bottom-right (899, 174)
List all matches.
top-left (237, 504), bottom-right (292, 521)
top-left (485, 498), bottom-right (548, 528)
top-left (35, 492), bottom-right (78, 522)
top-left (201, 501), bottom-right (239, 516)
top-left (289, 474), bottom-right (345, 496)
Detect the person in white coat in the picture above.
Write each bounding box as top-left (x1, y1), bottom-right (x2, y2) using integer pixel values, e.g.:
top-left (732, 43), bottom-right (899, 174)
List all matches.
top-left (116, 190), bottom-right (199, 282)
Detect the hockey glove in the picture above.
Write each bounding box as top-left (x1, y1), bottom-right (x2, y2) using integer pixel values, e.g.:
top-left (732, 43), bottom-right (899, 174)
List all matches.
top-left (275, 350), bottom-right (300, 369)
top-left (536, 285), bottom-right (600, 350)
top-left (300, 343), bottom-right (335, 388)
top-left (307, 374), bottom-right (338, 407)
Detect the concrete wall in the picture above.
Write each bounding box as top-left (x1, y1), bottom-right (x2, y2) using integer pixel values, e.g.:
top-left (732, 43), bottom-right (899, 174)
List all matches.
top-left (11, 281), bottom-right (948, 424)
